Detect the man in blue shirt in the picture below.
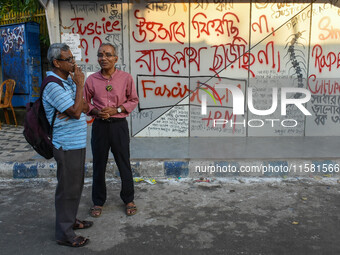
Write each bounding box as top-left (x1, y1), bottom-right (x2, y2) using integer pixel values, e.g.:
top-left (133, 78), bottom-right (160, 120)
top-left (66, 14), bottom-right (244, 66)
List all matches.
top-left (42, 43), bottom-right (92, 247)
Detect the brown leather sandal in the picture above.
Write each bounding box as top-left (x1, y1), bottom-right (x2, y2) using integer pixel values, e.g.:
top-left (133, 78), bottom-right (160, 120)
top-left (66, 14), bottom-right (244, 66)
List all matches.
top-left (89, 206), bottom-right (102, 217)
top-left (126, 202), bottom-right (137, 216)
top-left (57, 236), bottom-right (89, 247)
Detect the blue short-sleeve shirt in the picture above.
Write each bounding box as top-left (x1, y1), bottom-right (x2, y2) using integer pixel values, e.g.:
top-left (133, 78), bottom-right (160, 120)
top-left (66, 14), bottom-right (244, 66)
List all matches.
top-left (42, 71), bottom-right (87, 150)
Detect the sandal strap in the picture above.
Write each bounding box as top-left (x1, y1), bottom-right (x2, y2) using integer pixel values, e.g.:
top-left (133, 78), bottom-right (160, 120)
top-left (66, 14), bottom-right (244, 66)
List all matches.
top-left (126, 205), bottom-right (137, 209)
top-left (75, 218), bottom-right (90, 224)
top-left (90, 206), bottom-right (102, 211)
top-left (126, 203), bottom-right (138, 216)
top-left (72, 236), bottom-right (88, 246)
top-left (74, 219), bottom-right (93, 228)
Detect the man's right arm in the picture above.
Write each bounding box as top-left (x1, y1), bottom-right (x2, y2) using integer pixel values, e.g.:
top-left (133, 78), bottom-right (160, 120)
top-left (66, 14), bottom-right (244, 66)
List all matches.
top-left (64, 65), bottom-right (85, 119)
top-left (84, 77), bottom-right (110, 119)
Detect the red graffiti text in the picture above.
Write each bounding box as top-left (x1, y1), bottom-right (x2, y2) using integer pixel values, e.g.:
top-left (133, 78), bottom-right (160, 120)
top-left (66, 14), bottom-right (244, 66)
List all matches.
top-left (312, 44), bottom-right (340, 73)
top-left (318, 16), bottom-right (340, 41)
top-left (202, 110), bottom-right (236, 132)
top-left (136, 47), bottom-right (207, 75)
top-left (71, 17), bottom-right (120, 36)
top-left (132, 10), bottom-right (186, 44)
top-left (252, 15), bottom-right (275, 35)
top-left (191, 12), bottom-right (241, 39)
top-left (141, 80), bottom-right (190, 98)
top-left (308, 74), bottom-right (340, 95)
top-left (209, 40), bottom-right (280, 77)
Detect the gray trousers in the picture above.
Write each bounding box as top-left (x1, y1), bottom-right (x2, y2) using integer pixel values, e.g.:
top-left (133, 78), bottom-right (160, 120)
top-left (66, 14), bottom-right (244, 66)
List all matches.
top-left (53, 147), bottom-right (86, 242)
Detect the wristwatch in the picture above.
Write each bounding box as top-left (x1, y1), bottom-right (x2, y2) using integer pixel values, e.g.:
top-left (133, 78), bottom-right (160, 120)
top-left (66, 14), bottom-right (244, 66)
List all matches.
top-left (117, 107), bottom-right (122, 113)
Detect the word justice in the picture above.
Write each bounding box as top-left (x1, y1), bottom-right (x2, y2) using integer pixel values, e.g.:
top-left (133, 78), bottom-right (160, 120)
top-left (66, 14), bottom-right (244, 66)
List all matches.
top-left (70, 17), bottom-right (120, 35)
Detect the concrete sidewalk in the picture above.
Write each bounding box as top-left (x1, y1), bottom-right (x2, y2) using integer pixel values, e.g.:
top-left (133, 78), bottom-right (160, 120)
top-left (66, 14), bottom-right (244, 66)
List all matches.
top-left (3, 124), bottom-right (340, 161)
top-left (1, 124), bottom-right (340, 179)
top-left (0, 177), bottom-right (339, 254)
top-left (0, 125), bottom-right (339, 254)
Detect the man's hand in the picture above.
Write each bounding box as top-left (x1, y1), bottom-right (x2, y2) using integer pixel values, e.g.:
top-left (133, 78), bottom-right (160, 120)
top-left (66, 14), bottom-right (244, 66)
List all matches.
top-left (101, 107), bottom-right (118, 116)
top-left (57, 112), bottom-right (70, 121)
top-left (98, 111), bottom-right (110, 119)
top-left (69, 64), bottom-right (85, 87)
top-left (91, 108), bottom-right (109, 119)
top-left (97, 107), bottom-right (115, 119)
top-left (64, 64), bottom-right (85, 119)
top-left (91, 106), bottom-right (123, 119)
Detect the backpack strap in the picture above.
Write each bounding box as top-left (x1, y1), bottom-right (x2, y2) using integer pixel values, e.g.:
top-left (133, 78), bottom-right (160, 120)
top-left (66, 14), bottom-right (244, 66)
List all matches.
top-left (40, 76), bottom-right (65, 133)
top-left (40, 76), bottom-right (64, 97)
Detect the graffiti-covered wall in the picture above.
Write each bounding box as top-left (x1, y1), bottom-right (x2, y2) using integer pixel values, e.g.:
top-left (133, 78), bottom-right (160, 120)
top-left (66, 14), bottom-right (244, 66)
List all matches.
top-left (59, 0), bottom-right (340, 137)
top-left (0, 22), bottom-right (42, 106)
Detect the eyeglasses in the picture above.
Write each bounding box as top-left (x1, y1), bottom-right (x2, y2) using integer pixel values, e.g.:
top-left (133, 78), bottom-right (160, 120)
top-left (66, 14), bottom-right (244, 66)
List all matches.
top-left (57, 56), bottom-right (75, 63)
top-left (97, 53), bottom-right (116, 59)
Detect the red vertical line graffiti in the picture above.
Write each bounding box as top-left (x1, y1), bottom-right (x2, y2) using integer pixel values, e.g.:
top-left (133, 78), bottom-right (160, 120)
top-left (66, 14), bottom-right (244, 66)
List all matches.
top-left (304, 3), bottom-right (314, 137)
top-left (277, 51), bottom-right (281, 72)
top-left (188, 3), bottom-right (191, 137)
top-left (246, 2), bottom-right (253, 137)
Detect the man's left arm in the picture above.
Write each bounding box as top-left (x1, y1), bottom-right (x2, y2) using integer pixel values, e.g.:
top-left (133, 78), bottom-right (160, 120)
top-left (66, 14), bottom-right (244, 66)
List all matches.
top-left (120, 75), bottom-right (139, 113)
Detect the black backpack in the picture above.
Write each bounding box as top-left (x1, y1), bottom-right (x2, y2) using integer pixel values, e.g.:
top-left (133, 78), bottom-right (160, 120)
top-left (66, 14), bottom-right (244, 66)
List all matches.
top-left (23, 76), bottom-right (64, 159)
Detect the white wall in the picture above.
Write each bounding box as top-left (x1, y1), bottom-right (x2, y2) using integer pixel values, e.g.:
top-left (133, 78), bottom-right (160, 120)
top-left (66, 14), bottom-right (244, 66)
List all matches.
top-left (57, 0), bottom-right (340, 137)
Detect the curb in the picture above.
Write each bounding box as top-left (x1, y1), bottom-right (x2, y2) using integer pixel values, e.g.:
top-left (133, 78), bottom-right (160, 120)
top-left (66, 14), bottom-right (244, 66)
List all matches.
top-left (1, 159), bottom-right (340, 179)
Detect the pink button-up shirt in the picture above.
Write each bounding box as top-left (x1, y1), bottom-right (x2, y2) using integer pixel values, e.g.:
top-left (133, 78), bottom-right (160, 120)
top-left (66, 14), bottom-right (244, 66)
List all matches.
top-left (84, 69), bottom-right (139, 118)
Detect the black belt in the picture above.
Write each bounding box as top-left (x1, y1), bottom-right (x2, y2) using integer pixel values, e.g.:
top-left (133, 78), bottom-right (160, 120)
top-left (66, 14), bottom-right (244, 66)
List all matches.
top-left (98, 117), bottom-right (126, 123)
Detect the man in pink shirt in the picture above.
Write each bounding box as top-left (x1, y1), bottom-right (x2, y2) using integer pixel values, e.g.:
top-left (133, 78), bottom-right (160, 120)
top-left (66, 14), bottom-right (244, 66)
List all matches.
top-left (84, 43), bottom-right (139, 217)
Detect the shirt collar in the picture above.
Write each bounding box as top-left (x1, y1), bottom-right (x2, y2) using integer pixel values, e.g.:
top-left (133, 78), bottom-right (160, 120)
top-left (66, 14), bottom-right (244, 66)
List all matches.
top-left (99, 68), bottom-right (118, 80)
top-left (46, 71), bottom-right (72, 84)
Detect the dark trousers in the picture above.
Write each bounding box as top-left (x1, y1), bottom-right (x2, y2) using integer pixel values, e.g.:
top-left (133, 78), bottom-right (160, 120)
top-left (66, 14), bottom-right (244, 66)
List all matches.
top-left (91, 118), bottom-right (134, 206)
top-left (53, 147), bottom-right (85, 242)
